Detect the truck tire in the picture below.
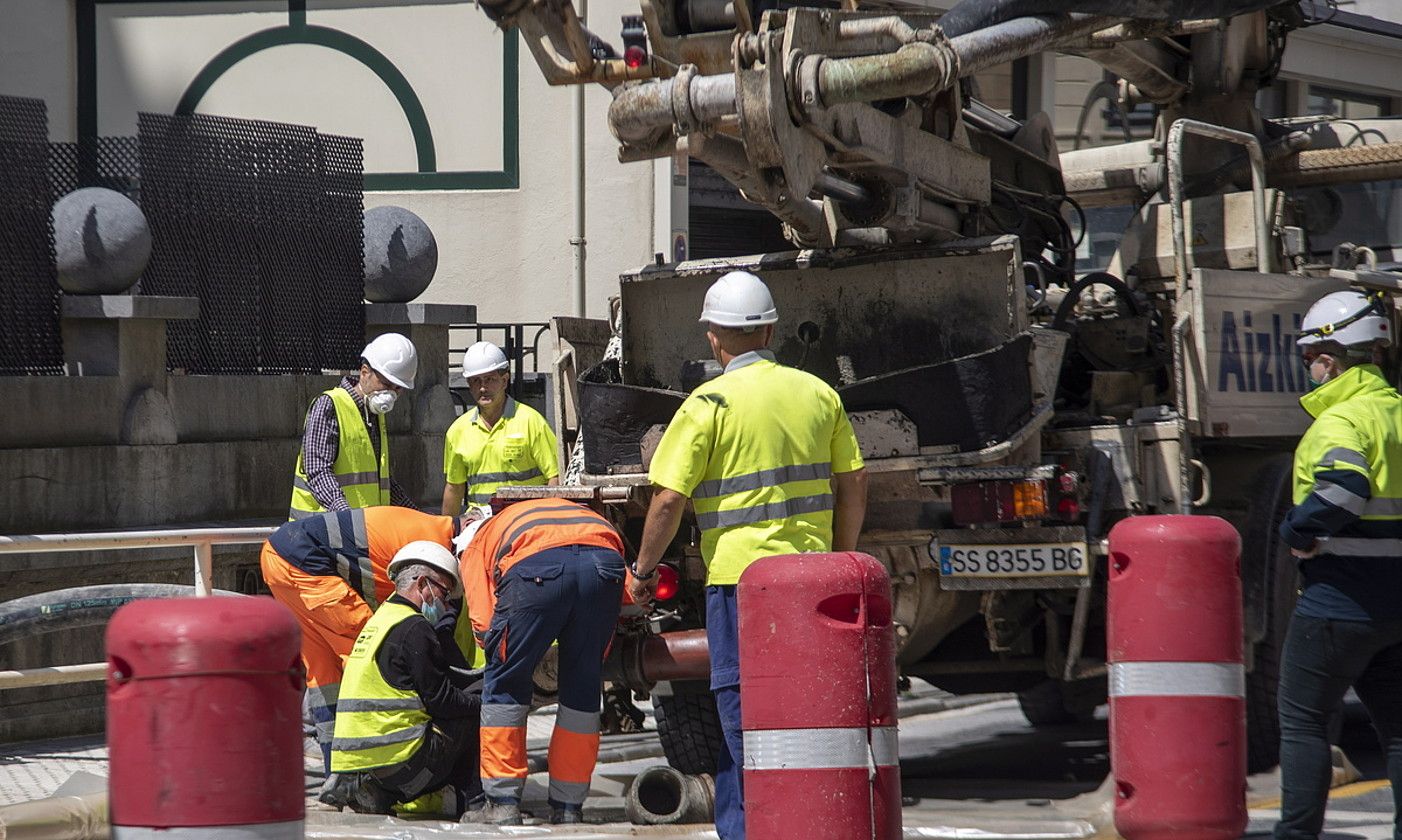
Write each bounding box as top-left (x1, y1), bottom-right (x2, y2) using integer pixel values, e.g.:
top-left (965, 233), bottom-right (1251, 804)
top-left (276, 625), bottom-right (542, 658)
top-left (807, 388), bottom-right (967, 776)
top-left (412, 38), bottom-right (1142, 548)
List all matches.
top-left (1242, 456), bottom-right (1299, 774)
top-left (1017, 678), bottom-right (1102, 727)
top-left (653, 680), bottom-right (724, 775)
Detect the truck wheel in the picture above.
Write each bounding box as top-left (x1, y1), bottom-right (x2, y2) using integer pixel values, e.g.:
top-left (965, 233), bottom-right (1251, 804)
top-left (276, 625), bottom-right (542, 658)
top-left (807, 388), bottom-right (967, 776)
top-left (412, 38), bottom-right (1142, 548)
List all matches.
top-left (1243, 456), bottom-right (1299, 774)
top-left (653, 680), bottom-right (724, 775)
top-left (1017, 677), bottom-right (1104, 727)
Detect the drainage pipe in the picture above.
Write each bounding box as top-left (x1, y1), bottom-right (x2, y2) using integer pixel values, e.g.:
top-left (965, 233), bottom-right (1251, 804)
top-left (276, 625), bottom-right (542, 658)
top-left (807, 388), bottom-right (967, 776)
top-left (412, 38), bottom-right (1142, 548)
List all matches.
top-left (625, 766), bottom-right (716, 825)
top-left (0, 792), bottom-right (108, 840)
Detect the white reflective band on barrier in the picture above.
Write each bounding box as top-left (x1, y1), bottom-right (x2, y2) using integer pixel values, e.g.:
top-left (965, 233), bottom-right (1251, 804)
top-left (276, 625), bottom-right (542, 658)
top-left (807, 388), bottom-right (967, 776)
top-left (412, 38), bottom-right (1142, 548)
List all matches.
top-left (1109, 662), bottom-right (1245, 698)
top-left (743, 726), bottom-right (898, 770)
top-left (115, 821), bottom-right (303, 840)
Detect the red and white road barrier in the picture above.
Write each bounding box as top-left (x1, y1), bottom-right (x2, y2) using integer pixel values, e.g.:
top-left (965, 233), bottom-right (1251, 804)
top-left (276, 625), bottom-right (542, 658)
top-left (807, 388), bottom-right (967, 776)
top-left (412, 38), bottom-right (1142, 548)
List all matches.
top-left (107, 596), bottom-right (305, 839)
top-left (1108, 515), bottom-right (1247, 840)
top-left (739, 552), bottom-right (901, 840)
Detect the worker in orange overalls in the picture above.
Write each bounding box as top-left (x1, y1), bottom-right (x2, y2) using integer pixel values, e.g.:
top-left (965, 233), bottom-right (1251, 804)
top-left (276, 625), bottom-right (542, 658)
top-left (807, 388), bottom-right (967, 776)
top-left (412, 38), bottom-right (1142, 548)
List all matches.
top-left (455, 499), bottom-right (626, 826)
top-left (259, 506), bottom-right (471, 795)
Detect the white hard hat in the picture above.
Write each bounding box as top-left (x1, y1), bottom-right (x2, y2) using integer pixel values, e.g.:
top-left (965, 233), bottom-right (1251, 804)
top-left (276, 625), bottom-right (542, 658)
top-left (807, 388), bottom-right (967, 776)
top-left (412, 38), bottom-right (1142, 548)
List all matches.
top-left (1297, 290), bottom-right (1392, 349)
top-left (462, 341), bottom-right (510, 379)
top-left (452, 506), bottom-right (493, 555)
top-left (699, 270), bottom-right (778, 327)
top-left (362, 333), bottom-right (418, 389)
top-left (387, 540), bottom-right (460, 595)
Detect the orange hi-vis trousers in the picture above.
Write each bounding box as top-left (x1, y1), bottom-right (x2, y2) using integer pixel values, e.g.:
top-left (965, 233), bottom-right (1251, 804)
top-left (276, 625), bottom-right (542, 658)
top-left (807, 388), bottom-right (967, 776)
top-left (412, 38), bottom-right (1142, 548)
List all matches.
top-left (479, 545), bottom-right (624, 808)
top-left (260, 543), bottom-right (374, 772)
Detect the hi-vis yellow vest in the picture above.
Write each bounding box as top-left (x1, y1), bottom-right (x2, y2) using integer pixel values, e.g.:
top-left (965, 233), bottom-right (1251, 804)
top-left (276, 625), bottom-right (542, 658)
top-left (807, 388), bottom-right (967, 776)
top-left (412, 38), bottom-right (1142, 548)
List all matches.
top-left (290, 387), bottom-right (390, 521)
top-left (330, 601), bottom-right (430, 772)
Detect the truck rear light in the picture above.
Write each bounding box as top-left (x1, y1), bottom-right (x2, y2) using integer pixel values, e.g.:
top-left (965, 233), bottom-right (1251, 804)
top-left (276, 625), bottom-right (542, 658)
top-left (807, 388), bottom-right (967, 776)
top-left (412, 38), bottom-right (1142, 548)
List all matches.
top-left (1057, 496), bottom-right (1081, 522)
top-left (951, 480), bottom-right (1048, 526)
top-left (654, 563), bottom-right (680, 601)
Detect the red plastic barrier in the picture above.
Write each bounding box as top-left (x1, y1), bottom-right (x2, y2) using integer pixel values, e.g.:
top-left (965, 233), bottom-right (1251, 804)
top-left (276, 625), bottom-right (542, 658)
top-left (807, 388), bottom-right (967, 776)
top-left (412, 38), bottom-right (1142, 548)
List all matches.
top-left (107, 596), bottom-right (305, 839)
top-left (739, 552), bottom-right (900, 840)
top-left (1108, 515), bottom-right (1246, 840)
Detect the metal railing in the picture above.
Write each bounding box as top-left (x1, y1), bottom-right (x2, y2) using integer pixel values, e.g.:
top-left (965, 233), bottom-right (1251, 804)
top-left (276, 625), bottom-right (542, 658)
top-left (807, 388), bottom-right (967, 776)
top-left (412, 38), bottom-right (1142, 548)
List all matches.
top-left (0, 525), bottom-right (276, 691)
top-left (449, 322), bottom-right (553, 382)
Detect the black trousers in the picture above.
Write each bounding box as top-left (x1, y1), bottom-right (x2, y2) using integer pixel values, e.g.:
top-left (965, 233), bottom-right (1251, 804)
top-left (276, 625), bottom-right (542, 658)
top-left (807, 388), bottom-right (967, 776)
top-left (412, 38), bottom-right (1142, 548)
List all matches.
top-left (371, 715), bottom-right (483, 805)
top-left (1275, 613), bottom-right (1402, 840)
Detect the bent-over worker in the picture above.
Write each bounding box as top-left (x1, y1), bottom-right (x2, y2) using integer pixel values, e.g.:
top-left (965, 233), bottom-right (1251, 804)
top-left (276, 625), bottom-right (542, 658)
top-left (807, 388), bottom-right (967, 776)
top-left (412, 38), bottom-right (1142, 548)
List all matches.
top-left (1275, 290), bottom-right (1402, 840)
top-left (290, 333), bottom-right (420, 521)
top-left (331, 541), bottom-right (483, 818)
top-left (441, 341), bottom-right (558, 515)
top-left (628, 270), bottom-right (869, 840)
top-left (456, 498), bottom-right (626, 826)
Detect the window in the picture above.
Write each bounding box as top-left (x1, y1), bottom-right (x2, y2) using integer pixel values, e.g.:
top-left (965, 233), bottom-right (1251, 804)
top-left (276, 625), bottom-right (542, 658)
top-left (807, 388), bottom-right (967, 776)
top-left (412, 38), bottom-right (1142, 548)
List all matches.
top-left (1307, 86), bottom-right (1390, 120)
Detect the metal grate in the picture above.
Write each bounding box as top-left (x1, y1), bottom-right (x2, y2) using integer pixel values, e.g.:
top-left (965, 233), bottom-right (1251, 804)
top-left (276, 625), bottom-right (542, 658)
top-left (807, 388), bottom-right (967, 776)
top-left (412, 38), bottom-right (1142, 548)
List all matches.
top-left (0, 96), bottom-right (64, 376)
top-left (137, 112), bottom-right (364, 374)
top-left (49, 136), bottom-right (141, 202)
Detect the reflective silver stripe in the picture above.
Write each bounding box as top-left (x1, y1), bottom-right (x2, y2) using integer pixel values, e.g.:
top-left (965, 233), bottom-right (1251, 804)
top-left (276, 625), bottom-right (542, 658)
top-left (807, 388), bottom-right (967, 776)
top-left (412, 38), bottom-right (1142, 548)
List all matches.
top-left (324, 511), bottom-right (343, 550)
top-left (1362, 497), bottom-right (1402, 517)
top-left (306, 682), bottom-right (340, 710)
top-left (467, 468), bottom-right (544, 486)
top-left (555, 704), bottom-right (601, 735)
top-left (469, 492), bottom-right (495, 503)
top-left (1109, 662), bottom-right (1245, 698)
top-left (1322, 447), bottom-right (1369, 470)
top-left (1320, 537), bottom-right (1402, 556)
top-left (335, 471), bottom-right (381, 487)
top-left (481, 703), bottom-right (531, 727)
top-left (288, 507), bottom-right (315, 520)
top-left (696, 493), bottom-right (834, 531)
top-left (336, 697), bottom-right (425, 713)
top-left (350, 509), bottom-right (369, 552)
top-left (1313, 481), bottom-right (1367, 515)
top-left (548, 779), bottom-right (591, 805)
top-left (482, 777), bottom-right (525, 797)
top-left (495, 514), bottom-right (610, 562)
top-left (114, 821), bottom-right (304, 840)
top-left (742, 726), bottom-right (898, 770)
top-left (292, 476), bottom-right (314, 493)
top-left (358, 555), bottom-right (378, 608)
top-left (695, 463), bottom-right (833, 500)
top-left (331, 722), bottom-right (427, 752)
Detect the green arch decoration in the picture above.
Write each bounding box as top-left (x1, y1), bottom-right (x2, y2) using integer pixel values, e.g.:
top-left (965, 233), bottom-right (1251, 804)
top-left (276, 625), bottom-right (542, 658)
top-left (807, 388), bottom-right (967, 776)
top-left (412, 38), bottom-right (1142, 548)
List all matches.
top-left (174, 24), bottom-right (437, 173)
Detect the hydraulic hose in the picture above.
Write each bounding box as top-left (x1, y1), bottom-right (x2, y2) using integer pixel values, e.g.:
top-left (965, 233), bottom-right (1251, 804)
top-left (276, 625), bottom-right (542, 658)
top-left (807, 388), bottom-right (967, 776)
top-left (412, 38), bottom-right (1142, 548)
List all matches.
top-left (0, 585), bottom-right (243, 647)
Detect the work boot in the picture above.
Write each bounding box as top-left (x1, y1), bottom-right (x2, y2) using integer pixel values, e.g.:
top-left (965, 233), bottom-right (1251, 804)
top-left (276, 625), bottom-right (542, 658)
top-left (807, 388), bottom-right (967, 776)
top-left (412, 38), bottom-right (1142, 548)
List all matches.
top-left (316, 773), bottom-right (356, 809)
top-left (345, 774), bottom-right (397, 815)
top-left (551, 805), bottom-right (585, 824)
top-left (461, 799), bottom-right (522, 826)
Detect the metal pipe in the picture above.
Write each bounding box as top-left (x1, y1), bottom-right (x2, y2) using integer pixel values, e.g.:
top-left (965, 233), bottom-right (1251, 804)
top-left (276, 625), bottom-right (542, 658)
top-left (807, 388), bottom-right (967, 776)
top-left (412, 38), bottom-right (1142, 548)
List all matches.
top-left (0, 663), bottom-right (108, 690)
top-left (194, 542), bottom-right (214, 597)
top-left (603, 628), bottom-right (711, 689)
top-left (573, 0), bottom-right (589, 317)
top-left (608, 72), bottom-right (737, 144)
top-left (812, 171), bottom-right (872, 204)
top-left (625, 766), bottom-right (716, 825)
top-left (951, 14), bottom-right (1120, 78)
top-left (0, 527), bottom-right (274, 554)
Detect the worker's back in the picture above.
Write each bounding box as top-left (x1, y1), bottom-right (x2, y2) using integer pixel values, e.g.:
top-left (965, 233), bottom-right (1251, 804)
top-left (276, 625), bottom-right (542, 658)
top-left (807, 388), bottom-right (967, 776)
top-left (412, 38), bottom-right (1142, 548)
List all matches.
top-left (269, 507), bottom-right (456, 603)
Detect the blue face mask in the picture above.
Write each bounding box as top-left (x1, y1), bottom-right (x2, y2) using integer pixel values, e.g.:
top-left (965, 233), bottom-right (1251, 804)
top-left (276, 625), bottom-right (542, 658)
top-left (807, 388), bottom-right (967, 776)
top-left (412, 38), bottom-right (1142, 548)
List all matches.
top-left (421, 595), bottom-right (444, 625)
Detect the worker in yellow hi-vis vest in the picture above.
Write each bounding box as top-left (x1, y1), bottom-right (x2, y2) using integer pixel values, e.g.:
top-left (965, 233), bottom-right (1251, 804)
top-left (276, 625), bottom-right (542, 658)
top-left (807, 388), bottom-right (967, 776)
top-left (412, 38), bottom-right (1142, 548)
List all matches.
top-left (628, 271), bottom-right (869, 840)
top-left (440, 341), bottom-right (558, 515)
top-left (290, 333), bottom-right (420, 521)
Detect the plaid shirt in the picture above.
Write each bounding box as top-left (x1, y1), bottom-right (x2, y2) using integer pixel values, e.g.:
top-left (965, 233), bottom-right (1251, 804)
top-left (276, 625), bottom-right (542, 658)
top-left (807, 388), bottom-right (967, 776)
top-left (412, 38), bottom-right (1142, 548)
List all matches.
top-left (301, 375), bottom-right (415, 511)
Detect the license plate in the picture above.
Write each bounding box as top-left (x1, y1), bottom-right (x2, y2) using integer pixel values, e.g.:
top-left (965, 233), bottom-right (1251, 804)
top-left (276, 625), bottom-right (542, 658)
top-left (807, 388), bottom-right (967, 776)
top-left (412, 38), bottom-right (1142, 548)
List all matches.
top-left (938, 542), bottom-right (1089, 578)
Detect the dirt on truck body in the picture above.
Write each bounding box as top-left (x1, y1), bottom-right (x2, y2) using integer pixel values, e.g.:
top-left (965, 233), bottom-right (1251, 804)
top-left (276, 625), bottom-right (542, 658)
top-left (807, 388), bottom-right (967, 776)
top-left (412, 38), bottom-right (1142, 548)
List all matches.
top-left (479, 0), bottom-right (1402, 775)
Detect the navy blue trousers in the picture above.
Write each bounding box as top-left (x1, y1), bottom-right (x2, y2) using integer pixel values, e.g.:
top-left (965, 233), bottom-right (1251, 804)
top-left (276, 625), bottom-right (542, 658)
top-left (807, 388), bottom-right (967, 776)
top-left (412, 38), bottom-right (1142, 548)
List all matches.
top-left (707, 585), bottom-right (746, 840)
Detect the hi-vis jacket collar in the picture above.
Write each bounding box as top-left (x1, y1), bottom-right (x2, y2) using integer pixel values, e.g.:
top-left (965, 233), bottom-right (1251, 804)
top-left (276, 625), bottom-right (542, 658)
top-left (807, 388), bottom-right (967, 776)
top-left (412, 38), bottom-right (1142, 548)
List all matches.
top-left (725, 349), bottom-right (776, 374)
top-left (1301, 364), bottom-right (1390, 419)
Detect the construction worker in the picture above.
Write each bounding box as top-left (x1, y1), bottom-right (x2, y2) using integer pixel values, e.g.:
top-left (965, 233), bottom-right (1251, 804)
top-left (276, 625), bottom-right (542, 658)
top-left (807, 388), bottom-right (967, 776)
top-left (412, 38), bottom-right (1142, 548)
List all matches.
top-left (331, 541), bottom-right (483, 818)
top-left (259, 505), bottom-right (466, 787)
top-left (1276, 290), bottom-right (1402, 840)
top-left (456, 498), bottom-right (626, 826)
top-left (290, 333), bottom-right (419, 521)
top-left (441, 341), bottom-right (559, 515)
top-left (628, 270), bottom-right (869, 840)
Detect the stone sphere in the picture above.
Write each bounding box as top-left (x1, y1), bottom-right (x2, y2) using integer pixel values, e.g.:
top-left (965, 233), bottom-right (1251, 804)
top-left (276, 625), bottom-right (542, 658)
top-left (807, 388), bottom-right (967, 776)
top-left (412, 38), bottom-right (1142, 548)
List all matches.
top-left (363, 205), bottom-right (438, 303)
top-left (51, 187), bottom-right (152, 295)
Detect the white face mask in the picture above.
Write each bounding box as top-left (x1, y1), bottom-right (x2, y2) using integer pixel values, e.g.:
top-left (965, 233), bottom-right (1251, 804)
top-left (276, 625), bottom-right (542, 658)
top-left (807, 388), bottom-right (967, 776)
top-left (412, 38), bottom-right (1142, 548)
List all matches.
top-left (367, 389), bottom-right (398, 415)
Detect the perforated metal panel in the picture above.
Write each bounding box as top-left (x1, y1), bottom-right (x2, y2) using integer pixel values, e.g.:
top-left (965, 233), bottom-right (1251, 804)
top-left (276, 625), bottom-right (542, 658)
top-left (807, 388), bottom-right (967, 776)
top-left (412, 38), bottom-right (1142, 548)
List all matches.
top-left (137, 113), bottom-right (364, 374)
top-left (0, 96), bottom-right (64, 376)
top-left (49, 136), bottom-right (140, 202)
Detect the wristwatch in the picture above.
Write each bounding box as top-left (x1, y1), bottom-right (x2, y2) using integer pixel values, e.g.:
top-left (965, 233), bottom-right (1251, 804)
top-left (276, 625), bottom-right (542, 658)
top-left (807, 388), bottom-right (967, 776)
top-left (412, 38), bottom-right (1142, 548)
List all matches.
top-left (628, 560), bottom-right (657, 581)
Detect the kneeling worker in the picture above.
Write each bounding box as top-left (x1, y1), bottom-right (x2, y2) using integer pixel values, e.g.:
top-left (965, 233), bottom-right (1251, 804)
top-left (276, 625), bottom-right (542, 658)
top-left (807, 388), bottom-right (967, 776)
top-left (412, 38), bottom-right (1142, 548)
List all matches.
top-left (330, 541), bottom-right (483, 817)
top-left (456, 498), bottom-right (627, 825)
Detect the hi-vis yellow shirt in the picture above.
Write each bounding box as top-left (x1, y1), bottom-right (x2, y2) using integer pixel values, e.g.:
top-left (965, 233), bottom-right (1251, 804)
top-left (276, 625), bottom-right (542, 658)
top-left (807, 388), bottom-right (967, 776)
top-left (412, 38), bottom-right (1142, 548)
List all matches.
top-left (443, 397), bottom-right (558, 507)
top-left (649, 350), bottom-right (863, 584)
